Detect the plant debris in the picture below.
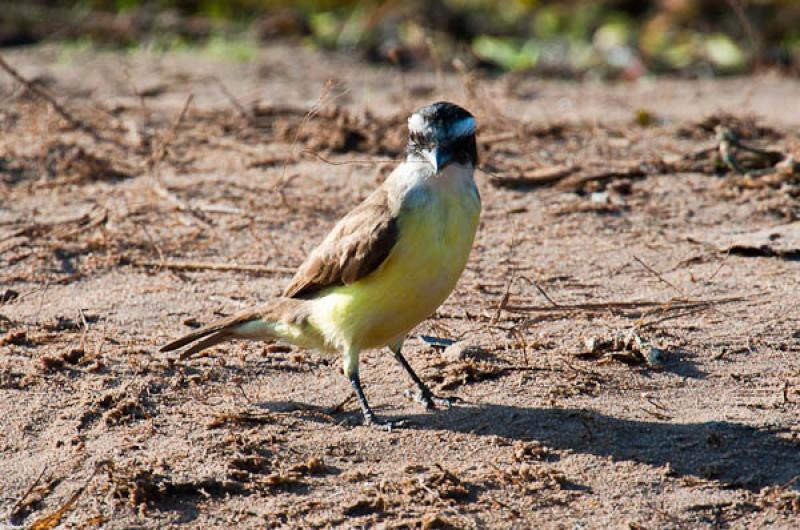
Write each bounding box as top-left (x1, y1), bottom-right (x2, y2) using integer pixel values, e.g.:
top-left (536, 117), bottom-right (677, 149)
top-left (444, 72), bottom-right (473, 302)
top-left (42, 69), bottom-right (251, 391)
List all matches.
top-left (38, 141), bottom-right (135, 186)
top-left (1, 328), bottom-right (30, 347)
top-left (580, 331), bottom-right (666, 367)
top-left (266, 105), bottom-right (406, 156)
top-left (207, 409), bottom-right (274, 429)
top-left (343, 497), bottom-right (387, 517)
top-left (428, 359), bottom-right (505, 391)
top-left (0, 289), bottom-right (19, 304)
top-left (695, 222), bottom-right (800, 260)
top-left (441, 342), bottom-right (487, 363)
top-left (487, 462), bottom-right (568, 493)
top-left (109, 469), bottom-right (245, 509)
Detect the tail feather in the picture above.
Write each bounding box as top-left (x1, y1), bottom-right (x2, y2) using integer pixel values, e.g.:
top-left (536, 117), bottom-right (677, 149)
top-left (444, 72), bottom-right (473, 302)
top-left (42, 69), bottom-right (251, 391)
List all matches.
top-left (179, 331), bottom-right (232, 359)
top-left (159, 309), bottom-right (260, 353)
top-left (160, 298), bottom-right (306, 358)
top-left (160, 327), bottom-right (217, 353)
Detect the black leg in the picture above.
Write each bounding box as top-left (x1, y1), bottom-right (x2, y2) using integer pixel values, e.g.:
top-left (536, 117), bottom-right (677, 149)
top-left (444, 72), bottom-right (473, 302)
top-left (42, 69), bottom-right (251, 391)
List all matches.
top-left (348, 372), bottom-right (403, 430)
top-left (391, 347), bottom-right (457, 410)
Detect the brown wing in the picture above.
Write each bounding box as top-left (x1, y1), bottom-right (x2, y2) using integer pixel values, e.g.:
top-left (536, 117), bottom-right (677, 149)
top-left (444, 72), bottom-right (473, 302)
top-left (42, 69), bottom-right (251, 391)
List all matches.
top-left (283, 186), bottom-right (399, 299)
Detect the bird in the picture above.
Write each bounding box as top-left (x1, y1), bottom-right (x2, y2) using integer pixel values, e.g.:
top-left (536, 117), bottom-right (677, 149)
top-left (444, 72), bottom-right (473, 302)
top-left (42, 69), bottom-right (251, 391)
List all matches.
top-left (160, 101), bottom-right (481, 429)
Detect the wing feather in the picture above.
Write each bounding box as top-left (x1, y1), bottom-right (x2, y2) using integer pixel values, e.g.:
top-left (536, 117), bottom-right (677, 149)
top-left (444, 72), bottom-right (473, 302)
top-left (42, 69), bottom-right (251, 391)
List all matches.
top-left (283, 186), bottom-right (398, 298)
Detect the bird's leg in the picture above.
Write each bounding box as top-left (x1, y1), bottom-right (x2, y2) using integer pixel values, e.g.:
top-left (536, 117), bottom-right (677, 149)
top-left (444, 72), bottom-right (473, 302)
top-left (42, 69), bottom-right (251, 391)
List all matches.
top-left (389, 340), bottom-right (456, 410)
top-left (344, 347), bottom-right (403, 430)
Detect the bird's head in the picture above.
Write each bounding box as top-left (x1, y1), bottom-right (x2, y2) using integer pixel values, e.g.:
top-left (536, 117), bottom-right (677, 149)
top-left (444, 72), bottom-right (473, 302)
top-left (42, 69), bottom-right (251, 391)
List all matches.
top-left (407, 101), bottom-right (477, 173)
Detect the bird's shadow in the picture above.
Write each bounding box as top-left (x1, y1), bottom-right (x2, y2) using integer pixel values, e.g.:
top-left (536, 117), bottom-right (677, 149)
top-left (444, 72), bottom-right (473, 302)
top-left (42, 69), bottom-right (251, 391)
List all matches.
top-left (385, 403), bottom-right (799, 492)
top-left (256, 399), bottom-right (798, 492)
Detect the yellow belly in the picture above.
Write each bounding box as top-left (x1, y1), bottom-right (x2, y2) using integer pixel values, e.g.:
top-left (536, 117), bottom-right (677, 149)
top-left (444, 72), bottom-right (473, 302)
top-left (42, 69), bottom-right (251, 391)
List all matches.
top-left (308, 186), bottom-right (479, 351)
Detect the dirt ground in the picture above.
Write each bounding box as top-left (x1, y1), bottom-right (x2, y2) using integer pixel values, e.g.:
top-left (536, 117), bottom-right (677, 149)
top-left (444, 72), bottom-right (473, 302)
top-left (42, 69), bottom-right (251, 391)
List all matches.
top-left (1, 43), bottom-right (800, 529)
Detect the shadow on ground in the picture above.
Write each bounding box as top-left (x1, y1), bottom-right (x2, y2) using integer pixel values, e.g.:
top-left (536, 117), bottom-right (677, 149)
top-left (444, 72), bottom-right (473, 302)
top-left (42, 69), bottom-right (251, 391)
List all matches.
top-left (397, 404), bottom-right (798, 492)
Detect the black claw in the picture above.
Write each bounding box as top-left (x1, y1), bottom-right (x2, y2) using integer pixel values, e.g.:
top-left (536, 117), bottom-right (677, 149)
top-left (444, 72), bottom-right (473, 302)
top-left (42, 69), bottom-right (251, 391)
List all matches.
top-left (405, 389), bottom-right (458, 410)
top-left (428, 394), bottom-right (456, 409)
top-left (362, 414), bottom-right (406, 431)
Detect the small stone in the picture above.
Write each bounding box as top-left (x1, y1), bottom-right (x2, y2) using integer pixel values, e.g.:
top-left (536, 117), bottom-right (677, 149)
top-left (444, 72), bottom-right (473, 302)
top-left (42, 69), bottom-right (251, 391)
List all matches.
top-left (644, 346), bottom-right (666, 368)
top-left (0, 289), bottom-right (19, 303)
top-left (442, 342), bottom-right (486, 362)
top-left (580, 334), bottom-right (614, 355)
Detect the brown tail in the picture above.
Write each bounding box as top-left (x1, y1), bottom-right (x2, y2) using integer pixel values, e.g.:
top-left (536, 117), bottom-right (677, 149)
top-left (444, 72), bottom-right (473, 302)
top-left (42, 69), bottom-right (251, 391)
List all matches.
top-left (160, 299), bottom-right (304, 359)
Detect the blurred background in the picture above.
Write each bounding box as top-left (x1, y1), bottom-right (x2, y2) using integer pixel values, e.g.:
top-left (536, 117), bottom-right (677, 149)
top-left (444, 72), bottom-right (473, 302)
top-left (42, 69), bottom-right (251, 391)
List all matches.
top-left (1, 0), bottom-right (799, 79)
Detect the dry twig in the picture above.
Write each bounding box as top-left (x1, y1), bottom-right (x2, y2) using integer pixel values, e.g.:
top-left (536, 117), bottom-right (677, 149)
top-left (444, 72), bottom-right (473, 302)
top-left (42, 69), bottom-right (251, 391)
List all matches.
top-left (0, 54), bottom-right (85, 132)
top-left (130, 259), bottom-right (295, 275)
top-left (504, 296), bottom-right (743, 314)
top-left (148, 93), bottom-right (194, 172)
top-left (632, 255), bottom-right (685, 297)
top-left (277, 80), bottom-right (350, 202)
top-left (487, 164), bottom-right (579, 189)
top-left (300, 150), bottom-right (399, 167)
top-left (517, 275), bottom-right (560, 308)
top-left (6, 467), bottom-right (47, 523)
top-left (209, 75), bottom-right (254, 125)
top-left (555, 163), bottom-right (647, 191)
top-left (28, 468), bottom-right (97, 530)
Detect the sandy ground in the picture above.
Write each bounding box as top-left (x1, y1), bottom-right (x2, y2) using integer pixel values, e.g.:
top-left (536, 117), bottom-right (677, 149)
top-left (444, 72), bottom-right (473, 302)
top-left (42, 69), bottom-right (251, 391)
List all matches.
top-left (1, 43), bottom-right (800, 529)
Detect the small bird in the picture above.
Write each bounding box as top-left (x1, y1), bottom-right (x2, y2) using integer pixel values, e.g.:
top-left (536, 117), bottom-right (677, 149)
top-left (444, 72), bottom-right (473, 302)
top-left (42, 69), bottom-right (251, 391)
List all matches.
top-left (161, 101), bottom-right (481, 429)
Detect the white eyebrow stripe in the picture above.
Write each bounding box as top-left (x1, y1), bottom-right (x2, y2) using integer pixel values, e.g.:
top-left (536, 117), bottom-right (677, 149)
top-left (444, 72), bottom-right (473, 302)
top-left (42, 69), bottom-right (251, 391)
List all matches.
top-left (448, 116), bottom-right (476, 138)
top-left (408, 113), bottom-right (429, 134)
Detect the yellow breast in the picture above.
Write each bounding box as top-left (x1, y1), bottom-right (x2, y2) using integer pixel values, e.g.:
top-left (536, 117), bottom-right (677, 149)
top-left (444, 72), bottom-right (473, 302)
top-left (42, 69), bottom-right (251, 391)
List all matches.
top-left (309, 172), bottom-right (480, 351)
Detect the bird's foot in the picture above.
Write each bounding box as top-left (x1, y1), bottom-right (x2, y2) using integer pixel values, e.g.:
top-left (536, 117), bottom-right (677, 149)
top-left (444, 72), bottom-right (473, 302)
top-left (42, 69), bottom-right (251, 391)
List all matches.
top-left (361, 412), bottom-right (405, 431)
top-left (405, 389), bottom-right (459, 410)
